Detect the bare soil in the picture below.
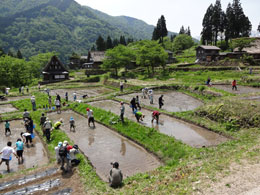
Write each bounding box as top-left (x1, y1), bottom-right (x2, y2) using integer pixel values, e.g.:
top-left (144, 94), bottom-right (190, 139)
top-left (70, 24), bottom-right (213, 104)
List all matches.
top-left (0, 104), bottom-right (18, 114)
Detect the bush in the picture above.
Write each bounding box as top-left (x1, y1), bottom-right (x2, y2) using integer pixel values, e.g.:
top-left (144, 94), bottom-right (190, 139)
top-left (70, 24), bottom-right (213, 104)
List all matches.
top-left (84, 76), bottom-right (100, 83)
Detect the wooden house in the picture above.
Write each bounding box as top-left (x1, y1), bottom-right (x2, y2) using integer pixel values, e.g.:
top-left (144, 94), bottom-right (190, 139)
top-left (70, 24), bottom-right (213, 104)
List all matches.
top-left (196, 46), bottom-right (221, 62)
top-left (165, 50), bottom-right (176, 64)
top-left (42, 56), bottom-right (69, 83)
top-left (85, 51), bottom-right (106, 69)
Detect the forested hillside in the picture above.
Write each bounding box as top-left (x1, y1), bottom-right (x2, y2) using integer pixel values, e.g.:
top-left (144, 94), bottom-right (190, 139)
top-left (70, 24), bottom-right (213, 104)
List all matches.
top-left (0, 0), bottom-right (158, 62)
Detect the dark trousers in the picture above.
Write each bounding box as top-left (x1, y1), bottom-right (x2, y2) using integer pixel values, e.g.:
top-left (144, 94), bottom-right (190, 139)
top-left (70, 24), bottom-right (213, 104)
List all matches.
top-left (45, 129), bottom-right (51, 141)
top-left (120, 113), bottom-right (124, 122)
top-left (25, 135), bottom-right (32, 144)
top-left (232, 85), bottom-right (237, 90)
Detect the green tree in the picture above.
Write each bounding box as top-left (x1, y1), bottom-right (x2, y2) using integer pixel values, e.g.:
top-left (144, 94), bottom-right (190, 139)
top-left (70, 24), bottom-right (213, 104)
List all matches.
top-left (186, 26), bottom-right (191, 36)
top-left (152, 15), bottom-right (168, 43)
top-left (7, 50), bottom-right (14, 57)
top-left (212, 0), bottom-right (222, 45)
top-left (96, 35), bottom-right (106, 51)
top-left (17, 49), bottom-right (23, 59)
top-left (113, 38), bottom-right (119, 47)
top-left (119, 36), bottom-right (127, 46)
top-left (28, 52), bottom-right (55, 78)
top-left (133, 40), bottom-right (168, 75)
top-left (102, 45), bottom-right (135, 77)
top-left (106, 36), bottom-right (113, 49)
top-left (170, 34), bottom-right (176, 42)
top-left (0, 47), bottom-right (5, 57)
top-left (173, 34), bottom-right (194, 53)
top-left (258, 23), bottom-right (260, 33)
top-left (201, 4), bottom-right (214, 45)
top-left (179, 26), bottom-right (185, 34)
top-left (231, 38), bottom-right (255, 52)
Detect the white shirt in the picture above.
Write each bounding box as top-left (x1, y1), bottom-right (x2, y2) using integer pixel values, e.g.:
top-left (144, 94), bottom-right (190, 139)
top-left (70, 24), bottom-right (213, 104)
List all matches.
top-left (87, 110), bottom-right (93, 118)
top-left (1, 146), bottom-right (15, 160)
top-left (55, 99), bottom-right (60, 106)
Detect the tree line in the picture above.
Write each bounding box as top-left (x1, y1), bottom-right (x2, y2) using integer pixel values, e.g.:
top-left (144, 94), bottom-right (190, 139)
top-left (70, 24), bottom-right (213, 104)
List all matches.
top-left (0, 52), bottom-right (54, 88)
top-left (94, 35), bottom-right (134, 51)
top-left (201, 0), bottom-right (252, 48)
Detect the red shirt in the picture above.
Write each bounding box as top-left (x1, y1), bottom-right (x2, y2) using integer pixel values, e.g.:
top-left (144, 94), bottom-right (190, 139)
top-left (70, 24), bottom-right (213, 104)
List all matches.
top-left (152, 111), bottom-right (160, 116)
top-left (232, 80), bottom-right (236, 86)
top-left (67, 145), bottom-right (73, 151)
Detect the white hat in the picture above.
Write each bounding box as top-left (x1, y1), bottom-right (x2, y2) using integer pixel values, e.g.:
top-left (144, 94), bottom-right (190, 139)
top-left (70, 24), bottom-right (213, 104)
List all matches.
top-left (63, 140), bottom-right (68, 145)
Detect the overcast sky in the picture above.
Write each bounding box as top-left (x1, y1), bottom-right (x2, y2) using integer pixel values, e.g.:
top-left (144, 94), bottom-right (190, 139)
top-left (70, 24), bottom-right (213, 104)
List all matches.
top-left (75, 0), bottom-right (259, 38)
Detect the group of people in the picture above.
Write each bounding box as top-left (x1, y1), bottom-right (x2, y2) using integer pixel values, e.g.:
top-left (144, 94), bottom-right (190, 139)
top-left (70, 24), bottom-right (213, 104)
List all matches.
top-left (0, 110), bottom-right (37, 172)
top-left (19, 86), bottom-right (29, 94)
top-left (206, 77), bottom-right (238, 91)
top-left (54, 140), bottom-right (80, 172)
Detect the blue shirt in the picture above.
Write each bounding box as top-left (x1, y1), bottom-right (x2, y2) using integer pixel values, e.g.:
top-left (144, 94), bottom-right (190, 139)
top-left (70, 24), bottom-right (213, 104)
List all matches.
top-left (16, 141), bottom-right (24, 151)
top-left (5, 122), bottom-right (10, 128)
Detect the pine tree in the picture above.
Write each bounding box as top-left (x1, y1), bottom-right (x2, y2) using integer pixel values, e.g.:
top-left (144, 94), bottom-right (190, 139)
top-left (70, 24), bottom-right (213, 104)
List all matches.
top-left (113, 38), bottom-right (119, 47)
top-left (106, 36), bottom-right (113, 49)
top-left (179, 26), bottom-right (185, 34)
top-left (91, 45), bottom-right (96, 51)
top-left (127, 38), bottom-right (134, 44)
top-left (212, 0), bottom-right (222, 45)
top-left (0, 47), bottom-right (5, 57)
top-left (7, 50), bottom-right (14, 57)
top-left (96, 35), bottom-right (106, 51)
top-left (170, 34), bottom-right (176, 42)
top-left (17, 49), bottom-right (23, 59)
top-left (152, 15), bottom-right (168, 42)
top-left (152, 27), bottom-right (160, 40)
top-left (119, 36), bottom-right (127, 45)
top-left (258, 23), bottom-right (260, 33)
top-left (201, 4), bottom-right (214, 45)
top-left (186, 26), bottom-right (191, 36)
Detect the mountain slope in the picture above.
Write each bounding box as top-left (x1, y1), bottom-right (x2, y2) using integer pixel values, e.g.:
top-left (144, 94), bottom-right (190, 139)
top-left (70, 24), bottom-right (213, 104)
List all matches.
top-left (0, 0), bottom-right (172, 62)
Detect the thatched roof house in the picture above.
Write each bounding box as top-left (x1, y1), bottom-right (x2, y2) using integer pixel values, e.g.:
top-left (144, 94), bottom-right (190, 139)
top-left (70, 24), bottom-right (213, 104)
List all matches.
top-left (42, 56), bottom-right (69, 83)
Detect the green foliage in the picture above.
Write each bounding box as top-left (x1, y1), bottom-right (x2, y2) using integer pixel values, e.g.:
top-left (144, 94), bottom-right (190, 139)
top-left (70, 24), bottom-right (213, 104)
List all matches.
top-left (132, 40), bottom-right (168, 75)
top-left (0, 0), bottom-right (156, 62)
top-left (102, 45), bottom-right (135, 77)
top-left (152, 15), bottom-right (168, 42)
top-left (231, 38), bottom-right (255, 52)
top-left (173, 34), bottom-right (194, 53)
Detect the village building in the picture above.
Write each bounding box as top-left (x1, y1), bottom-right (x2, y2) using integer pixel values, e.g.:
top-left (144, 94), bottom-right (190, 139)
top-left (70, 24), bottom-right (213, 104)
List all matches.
top-left (42, 56), bottom-right (69, 83)
top-left (165, 50), bottom-right (176, 64)
top-left (196, 45), bottom-right (221, 62)
top-left (83, 51), bottom-right (106, 69)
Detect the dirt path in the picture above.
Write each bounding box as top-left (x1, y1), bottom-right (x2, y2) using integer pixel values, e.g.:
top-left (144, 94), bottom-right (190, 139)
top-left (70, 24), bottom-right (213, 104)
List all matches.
top-left (117, 91), bottom-right (203, 112)
top-left (89, 100), bottom-right (227, 147)
top-left (196, 161), bottom-right (260, 195)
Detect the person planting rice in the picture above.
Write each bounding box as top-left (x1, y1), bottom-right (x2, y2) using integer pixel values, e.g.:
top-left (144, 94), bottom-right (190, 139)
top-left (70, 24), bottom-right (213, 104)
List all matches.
top-left (151, 111), bottom-right (160, 124)
top-left (135, 111), bottom-right (145, 122)
top-left (0, 141), bottom-right (18, 173)
top-left (86, 108), bottom-right (95, 128)
top-left (70, 117), bottom-right (76, 132)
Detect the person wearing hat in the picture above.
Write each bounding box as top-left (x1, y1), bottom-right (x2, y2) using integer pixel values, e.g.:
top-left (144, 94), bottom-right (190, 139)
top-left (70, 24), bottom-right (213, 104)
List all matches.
top-left (120, 102), bottom-right (125, 123)
top-left (54, 119), bottom-right (63, 130)
top-left (55, 142), bottom-right (63, 163)
top-left (59, 141), bottom-right (70, 172)
top-left (43, 118), bottom-right (52, 142)
top-left (69, 144), bottom-right (80, 166)
top-left (69, 117), bottom-right (76, 132)
top-left (109, 162), bottom-right (123, 188)
top-left (86, 108), bottom-right (95, 128)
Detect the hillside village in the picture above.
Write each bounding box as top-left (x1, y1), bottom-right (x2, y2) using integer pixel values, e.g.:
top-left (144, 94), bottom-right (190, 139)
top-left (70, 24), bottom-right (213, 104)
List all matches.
top-left (1, 0), bottom-right (260, 194)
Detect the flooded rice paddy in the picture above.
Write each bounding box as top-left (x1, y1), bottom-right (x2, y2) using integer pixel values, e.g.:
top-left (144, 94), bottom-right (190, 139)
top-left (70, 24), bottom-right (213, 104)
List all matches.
top-left (0, 120), bottom-right (48, 174)
top-left (0, 104), bottom-right (18, 114)
top-left (0, 96), bottom-right (30, 103)
top-left (89, 100), bottom-right (228, 147)
top-left (47, 110), bottom-right (162, 181)
top-left (117, 91), bottom-right (203, 112)
top-left (48, 87), bottom-right (114, 101)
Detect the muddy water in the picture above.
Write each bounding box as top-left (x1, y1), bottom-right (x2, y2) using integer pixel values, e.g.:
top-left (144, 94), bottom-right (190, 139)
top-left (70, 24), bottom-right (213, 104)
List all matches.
top-left (117, 91), bottom-right (203, 112)
top-left (0, 120), bottom-right (48, 174)
top-left (0, 96), bottom-right (30, 103)
top-left (0, 104), bottom-right (18, 114)
top-left (47, 111), bottom-right (161, 181)
top-left (89, 100), bottom-right (228, 147)
top-left (48, 87), bottom-right (114, 101)
top-left (240, 96), bottom-right (260, 101)
top-left (213, 85), bottom-right (260, 94)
